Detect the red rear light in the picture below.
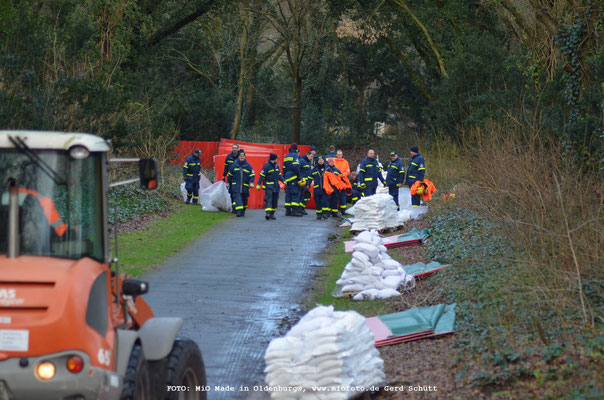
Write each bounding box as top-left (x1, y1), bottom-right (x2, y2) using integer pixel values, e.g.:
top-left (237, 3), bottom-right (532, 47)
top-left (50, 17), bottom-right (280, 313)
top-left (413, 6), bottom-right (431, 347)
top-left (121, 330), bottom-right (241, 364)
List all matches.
top-left (66, 355), bottom-right (84, 373)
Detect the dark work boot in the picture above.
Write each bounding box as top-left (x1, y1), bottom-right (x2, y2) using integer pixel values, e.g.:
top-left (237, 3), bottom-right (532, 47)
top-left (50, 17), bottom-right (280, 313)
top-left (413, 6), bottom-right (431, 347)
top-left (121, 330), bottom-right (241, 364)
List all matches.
top-left (185, 197), bottom-right (191, 204)
top-left (316, 213), bottom-right (322, 220)
top-left (270, 212), bottom-right (276, 220)
top-left (285, 207), bottom-right (292, 216)
top-left (322, 213), bottom-right (329, 220)
top-left (265, 212), bottom-right (271, 220)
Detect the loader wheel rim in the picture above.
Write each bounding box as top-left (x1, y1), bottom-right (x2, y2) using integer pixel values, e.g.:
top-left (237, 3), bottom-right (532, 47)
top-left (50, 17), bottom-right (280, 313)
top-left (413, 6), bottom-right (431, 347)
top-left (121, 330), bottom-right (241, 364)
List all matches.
top-left (178, 368), bottom-right (199, 400)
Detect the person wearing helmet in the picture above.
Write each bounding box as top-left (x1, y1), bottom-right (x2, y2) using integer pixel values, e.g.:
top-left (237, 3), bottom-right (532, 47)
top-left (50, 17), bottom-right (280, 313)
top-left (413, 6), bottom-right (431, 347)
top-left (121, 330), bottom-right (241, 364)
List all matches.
top-left (386, 150), bottom-right (405, 210)
top-left (183, 148), bottom-right (202, 204)
top-left (227, 150), bottom-right (255, 217)
top-left (405, 146), bottom-right (426, 207)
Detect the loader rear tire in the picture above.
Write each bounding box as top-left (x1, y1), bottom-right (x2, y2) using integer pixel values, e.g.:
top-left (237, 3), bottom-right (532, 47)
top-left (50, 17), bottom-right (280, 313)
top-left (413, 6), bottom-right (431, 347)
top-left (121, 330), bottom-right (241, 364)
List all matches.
top-left (120, 343), bottom-right (151, 400)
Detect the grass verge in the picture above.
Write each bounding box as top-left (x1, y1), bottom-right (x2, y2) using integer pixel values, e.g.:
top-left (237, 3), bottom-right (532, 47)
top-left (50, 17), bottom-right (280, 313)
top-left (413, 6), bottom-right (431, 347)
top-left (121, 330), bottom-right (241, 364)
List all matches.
top-left (116, 200), bottom-right (230, 276)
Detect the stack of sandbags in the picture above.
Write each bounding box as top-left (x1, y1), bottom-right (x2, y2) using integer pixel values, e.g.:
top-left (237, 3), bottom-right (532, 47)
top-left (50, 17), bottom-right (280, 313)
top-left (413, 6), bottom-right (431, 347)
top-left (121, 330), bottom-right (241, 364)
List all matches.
top-left (349, 194), bottom-right (409, 232)
top-left (264, 306), bottom-right (385, 399)
top-left (336, 230), bottom-right (415, 300)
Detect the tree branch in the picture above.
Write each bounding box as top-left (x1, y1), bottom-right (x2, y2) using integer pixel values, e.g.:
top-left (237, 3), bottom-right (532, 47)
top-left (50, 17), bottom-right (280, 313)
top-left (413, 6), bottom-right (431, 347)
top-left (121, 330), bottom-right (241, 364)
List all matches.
top-left (149, 0), bottom-right (217, 46)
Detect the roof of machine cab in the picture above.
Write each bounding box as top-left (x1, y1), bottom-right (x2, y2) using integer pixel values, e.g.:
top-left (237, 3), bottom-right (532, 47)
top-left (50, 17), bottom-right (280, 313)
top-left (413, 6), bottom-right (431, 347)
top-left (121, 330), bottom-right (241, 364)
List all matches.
top-left (0, 130), bottom-right (110, 153)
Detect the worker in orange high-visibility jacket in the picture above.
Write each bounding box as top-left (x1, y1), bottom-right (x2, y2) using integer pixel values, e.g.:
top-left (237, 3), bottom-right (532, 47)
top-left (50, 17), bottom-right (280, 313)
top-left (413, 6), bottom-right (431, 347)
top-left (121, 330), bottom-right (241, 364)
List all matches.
top-left (17, 188), bottom-right (67, 237)
top-left (333, 149), bottom-right (351, 176)
top-left (324, 158), bottom-right (351, 218)
top-left (410, 179), bottom-right (436, 201)
top-left (311, 156), bottom-right (330, 219)
top-left (183, 149), bottom-right (202, 204)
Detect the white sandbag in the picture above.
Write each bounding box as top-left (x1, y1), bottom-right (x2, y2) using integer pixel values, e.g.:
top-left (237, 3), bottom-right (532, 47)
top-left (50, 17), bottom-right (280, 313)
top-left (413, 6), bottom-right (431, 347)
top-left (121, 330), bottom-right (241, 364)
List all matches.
top-left (198, 181), bottom-right (232, 212)
top-left (350, 193), bottom-right (408, 232)
top-left (382, 275), bottom-right (403, 289)
top-left (375, 288), bottom-right (401, 299)
top-left (354, 230), bottom-right (375, 244)
top-left (351, 251), bottom-right (370, 264)
top-left (351, 243), bottom-right (379, 260)
top-left (264, 306), bottom-right (385, 399)
top-left (342, 284), bottom-right (364, 292)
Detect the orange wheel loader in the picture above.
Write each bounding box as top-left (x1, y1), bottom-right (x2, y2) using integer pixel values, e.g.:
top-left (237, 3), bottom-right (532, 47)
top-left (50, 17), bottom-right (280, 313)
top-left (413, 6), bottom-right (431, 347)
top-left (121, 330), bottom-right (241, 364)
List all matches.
top-left (0, 131), bottom-right (206, 400)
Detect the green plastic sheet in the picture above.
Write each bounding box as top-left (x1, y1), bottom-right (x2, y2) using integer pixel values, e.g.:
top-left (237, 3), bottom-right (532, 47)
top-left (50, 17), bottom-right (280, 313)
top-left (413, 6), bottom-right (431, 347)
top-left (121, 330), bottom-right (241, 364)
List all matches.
top-left (397, 228), bottom-right (431, 242)
top-left (377, 303), bottom-right (456, 337)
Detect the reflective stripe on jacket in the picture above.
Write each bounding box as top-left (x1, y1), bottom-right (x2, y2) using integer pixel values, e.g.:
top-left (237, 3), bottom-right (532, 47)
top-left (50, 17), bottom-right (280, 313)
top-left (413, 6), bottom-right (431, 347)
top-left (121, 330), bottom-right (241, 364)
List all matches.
top-left (311, 165), bottom-right (326, 190)
top-left (223, 152), bottom-right (239, 177)
top-left (283, 151), bottom-right (301, 183)
top-left (405, 153), bottom-right (426, 185)
top-left (227, 159), bottom-right (255, 194)
top-left (257, 161), bottom-right (284, 191)
top-left (386, 157), bottom-right (405, 186)
top-left (358, 157), bottom-right (385, 186)
top-left (183, 154), bottom-right (202, 180)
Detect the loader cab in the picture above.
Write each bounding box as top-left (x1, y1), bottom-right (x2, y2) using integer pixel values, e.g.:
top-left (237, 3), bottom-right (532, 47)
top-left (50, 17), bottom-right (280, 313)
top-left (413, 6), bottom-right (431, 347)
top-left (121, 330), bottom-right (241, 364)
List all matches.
top-left (0, 131), bottom-right (111, 263)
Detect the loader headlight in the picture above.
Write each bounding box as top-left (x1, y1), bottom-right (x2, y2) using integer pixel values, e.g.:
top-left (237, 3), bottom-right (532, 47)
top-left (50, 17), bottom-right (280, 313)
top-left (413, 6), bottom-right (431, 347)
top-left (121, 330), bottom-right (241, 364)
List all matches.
top-left (69, 145), bottom-right (90, 160)
top-left (35, 361), bottom-right (56, 380)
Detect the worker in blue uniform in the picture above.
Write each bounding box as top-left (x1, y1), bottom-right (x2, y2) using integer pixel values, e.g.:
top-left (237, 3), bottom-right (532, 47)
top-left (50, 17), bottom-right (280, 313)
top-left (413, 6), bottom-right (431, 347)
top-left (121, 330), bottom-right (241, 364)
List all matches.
top-left (227, 150), bottom-right (255, 217)
top-left (183, 149), bottom-right (202, 204)
top-left (405, 146), bottom-right (426, 207)
top-left (358, 149), bottom-right (385, 196)
top-left (298, 151), bottom-right (314, 214)
top-left (311, 156), bottom-right (329, 219)
top-left (283, 143), bottom-right (303, 216)
top-left (222, 143), bottom-right (240, 213)
top-left (386, 150), bottom-right (406, 210)
top-left (256, 153), bottom-right (284, 220)
top-left (348, 171), bottom-right (361, 205)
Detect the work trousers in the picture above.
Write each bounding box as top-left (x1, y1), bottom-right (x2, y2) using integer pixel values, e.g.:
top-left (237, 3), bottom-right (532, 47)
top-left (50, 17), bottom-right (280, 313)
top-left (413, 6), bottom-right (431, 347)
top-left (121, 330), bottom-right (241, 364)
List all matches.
top-left (285, 182), bottom-right (301, 213)
top-left (232, 191), bottom-right (249, 215)
top-left (362, 184), bottom-right (377, 196)
top-left (314, 188), bottom-right (330, 216)
top-left (264, 189), bottom-right (279, 214)
top-left (389, 185), bottom-right (400, 210)
top-left (329, 190), bottom-right (347, 216)
top-left (408, 184), bottom-right (421, 207)
top-left (185, 180), bottom-right (200, 204)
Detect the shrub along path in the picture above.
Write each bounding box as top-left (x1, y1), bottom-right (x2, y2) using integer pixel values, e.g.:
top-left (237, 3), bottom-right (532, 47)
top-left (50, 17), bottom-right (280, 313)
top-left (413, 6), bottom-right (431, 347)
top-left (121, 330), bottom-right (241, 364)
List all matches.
top-left (141, 206), bottom-right (337, 399)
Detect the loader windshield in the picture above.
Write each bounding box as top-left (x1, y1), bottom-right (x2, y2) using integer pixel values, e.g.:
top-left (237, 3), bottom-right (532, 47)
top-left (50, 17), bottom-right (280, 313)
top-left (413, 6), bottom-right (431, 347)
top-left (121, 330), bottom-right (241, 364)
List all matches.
top-left (0, 150), bottom-right (104, 261)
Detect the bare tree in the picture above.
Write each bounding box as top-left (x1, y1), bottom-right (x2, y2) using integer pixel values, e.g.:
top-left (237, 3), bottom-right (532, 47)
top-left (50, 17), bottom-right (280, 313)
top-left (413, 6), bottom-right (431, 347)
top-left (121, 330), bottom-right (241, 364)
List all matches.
top-left (257, 0), bottom-right (331, 143)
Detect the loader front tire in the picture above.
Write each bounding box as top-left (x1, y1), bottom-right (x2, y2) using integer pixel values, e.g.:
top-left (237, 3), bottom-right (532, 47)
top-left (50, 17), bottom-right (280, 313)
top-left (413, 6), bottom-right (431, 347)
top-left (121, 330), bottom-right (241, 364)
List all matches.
top-left (121, 343), bottom-right (151, 400)
top-left (151, 338), bottom-right (206, 400)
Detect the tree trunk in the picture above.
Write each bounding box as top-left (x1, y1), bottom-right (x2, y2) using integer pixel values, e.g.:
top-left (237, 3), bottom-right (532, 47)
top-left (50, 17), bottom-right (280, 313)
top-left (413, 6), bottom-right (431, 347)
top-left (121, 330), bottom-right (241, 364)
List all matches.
top-left (230, 14), bottom-right (250, 139)
top-left (246, 43), bottom-right (258, 125)
top-left (292, 76), bottom-right (303, 143)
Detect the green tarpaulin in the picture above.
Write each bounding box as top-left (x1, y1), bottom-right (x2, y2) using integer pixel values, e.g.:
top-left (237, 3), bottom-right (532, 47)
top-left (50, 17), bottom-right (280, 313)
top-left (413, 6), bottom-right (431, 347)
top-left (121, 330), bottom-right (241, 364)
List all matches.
top-left (397, 228), bottom-right (431, 242)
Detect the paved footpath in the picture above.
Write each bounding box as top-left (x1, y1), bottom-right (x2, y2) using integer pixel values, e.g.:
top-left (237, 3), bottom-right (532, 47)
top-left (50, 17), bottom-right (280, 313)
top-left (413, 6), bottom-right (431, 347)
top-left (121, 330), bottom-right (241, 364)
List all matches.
top-left (141, 206), bottom-right (337, 399)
